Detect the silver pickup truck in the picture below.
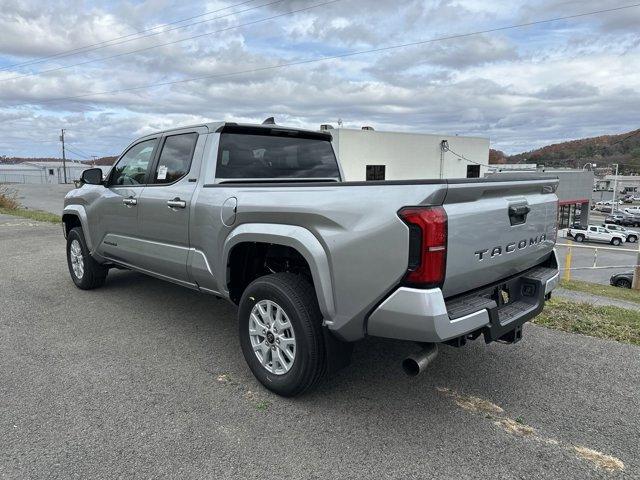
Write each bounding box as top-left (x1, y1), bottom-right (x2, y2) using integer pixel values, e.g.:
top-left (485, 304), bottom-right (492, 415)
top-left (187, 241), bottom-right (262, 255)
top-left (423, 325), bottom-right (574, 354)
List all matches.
top-left (63, 122), bottom-right (560, 396)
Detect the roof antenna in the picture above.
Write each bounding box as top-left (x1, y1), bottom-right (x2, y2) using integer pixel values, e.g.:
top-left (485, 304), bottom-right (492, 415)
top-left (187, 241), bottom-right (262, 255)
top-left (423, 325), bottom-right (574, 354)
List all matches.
top-left (262, 117), bottom-right (276, 125)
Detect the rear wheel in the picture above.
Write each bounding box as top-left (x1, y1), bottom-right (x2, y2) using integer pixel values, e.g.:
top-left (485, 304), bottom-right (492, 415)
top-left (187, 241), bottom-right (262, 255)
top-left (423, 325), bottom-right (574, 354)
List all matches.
top-left (611, 238), bottom-right (622, 246)
top-left (615, 278), bottom-right (632, 288)
top-left (238, 273), bottom-right (326, 397)
top-left (66, 227), bottom-right (107, 289)
top-left (574, 234), bottom-right (585, 243)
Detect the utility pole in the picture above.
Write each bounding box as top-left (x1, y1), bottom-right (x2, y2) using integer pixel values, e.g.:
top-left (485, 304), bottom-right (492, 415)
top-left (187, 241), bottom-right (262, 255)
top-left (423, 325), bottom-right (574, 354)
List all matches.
top-left (60, 129), bottom-right (67, 184)
top-left (91, 155), bottom-right (98, 166)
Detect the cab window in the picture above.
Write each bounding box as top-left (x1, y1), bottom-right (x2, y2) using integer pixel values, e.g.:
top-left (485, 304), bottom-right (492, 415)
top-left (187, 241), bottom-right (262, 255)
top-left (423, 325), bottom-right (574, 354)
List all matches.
top-left (152, 133), bottom-right (198, 184)
top-left (110, 139), bottom-right (156, 186)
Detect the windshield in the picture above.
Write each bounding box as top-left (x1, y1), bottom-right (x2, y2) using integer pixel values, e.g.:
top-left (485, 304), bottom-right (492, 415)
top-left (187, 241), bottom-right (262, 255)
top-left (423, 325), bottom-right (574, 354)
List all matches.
top-left (216, 131), bottom-right (340, 180)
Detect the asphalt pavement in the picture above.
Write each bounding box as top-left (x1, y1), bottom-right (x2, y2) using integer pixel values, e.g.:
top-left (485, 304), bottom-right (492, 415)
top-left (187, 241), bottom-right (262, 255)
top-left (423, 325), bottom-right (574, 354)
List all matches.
top-left (1, 214), bottom-right (639, 479)
top-left (5, 183), bottom-right (75, 215)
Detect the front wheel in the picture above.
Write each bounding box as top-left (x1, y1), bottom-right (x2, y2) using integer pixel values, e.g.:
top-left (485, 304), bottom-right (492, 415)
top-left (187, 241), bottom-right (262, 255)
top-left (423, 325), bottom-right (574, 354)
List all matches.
top-left (238, 273), bottom-right (326, 397)
top-left (627, 235), bottom-right (637, 243)
top-left (66, 227), bottom-right (108, 289)
top-left (611, 238), bottom-right (622, 246)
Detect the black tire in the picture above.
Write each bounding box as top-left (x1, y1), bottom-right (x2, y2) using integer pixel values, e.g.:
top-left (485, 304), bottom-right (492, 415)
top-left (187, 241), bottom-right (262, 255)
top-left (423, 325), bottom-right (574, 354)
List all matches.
top-left (238, 273), bottom-right (326, 397)
top-left (615, 278), bottom-right (632, 289)
top-left (574, 234), bottom-right (585, 243)
top-left (66, 227), bottom-right (108, 290)
top-left (611, 238), bottom-right (622, 246)
top-left (628, 235), bottom-right (637, 243)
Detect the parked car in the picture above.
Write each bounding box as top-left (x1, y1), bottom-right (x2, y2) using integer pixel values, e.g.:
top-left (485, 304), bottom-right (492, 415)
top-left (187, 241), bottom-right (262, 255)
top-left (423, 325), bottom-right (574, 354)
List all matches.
top-left (610, 271), bottom-right (634, 288)
top-left (604, 213), bottom-right (640, 227)
top-left (622, 195), bottom-right (634, 204)
top-left (602, 224), bottom-right (639, 243)
top-left (61, 121), bottom-right (560, 396)
top-left (624, 206), bottom-right (640, 215)
top-left (604, 213), bottom-right (626, 225)
top-left (567, 225), bottom-right (625, 245)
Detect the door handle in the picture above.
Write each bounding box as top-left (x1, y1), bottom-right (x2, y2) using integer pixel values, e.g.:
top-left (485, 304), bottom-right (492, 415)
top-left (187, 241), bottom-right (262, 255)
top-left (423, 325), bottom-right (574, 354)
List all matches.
top-left (122, 197), bottom-right (137, 207)
top-left (167, 197), bottom-right (187, 209)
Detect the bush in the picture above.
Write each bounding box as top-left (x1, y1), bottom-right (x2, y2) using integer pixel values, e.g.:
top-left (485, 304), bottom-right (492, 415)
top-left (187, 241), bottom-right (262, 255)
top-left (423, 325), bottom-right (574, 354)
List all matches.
top-left (0, 185), bottom-right (19, 210)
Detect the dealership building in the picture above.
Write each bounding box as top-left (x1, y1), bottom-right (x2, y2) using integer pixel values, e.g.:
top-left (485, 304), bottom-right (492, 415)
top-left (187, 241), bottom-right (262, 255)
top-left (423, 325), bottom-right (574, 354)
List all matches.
top-left (487, 166), bottom-right (595, 228)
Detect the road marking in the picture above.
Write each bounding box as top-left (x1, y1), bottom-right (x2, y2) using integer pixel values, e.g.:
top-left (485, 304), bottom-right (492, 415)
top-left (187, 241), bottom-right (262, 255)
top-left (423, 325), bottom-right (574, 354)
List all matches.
top-left (556, 243), bottom-right (636, 253)
top-left (437, 387), bottom-right (625, 472)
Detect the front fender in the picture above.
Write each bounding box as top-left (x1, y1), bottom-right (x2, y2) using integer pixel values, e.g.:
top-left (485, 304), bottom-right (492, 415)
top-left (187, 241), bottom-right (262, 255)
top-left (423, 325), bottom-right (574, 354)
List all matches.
top-left (222, 223), bottom-right (336, 323)
top-left (62, 205), bottom-right (93, 251)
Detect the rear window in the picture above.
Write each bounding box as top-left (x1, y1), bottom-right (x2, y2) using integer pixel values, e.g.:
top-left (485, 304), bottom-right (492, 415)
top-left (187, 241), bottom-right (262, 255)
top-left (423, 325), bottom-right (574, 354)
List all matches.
top-left (216, 132), bottom-right (340, 180)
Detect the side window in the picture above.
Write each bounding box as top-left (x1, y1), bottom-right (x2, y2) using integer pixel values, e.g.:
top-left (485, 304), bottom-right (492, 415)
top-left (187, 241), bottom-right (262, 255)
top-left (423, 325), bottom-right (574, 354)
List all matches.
top-left (153, 133), bottom-right (198, 184)
top-left (589, 227), bottom-right (597, 232)
top-left (110, 139), bottom-right (156, 186)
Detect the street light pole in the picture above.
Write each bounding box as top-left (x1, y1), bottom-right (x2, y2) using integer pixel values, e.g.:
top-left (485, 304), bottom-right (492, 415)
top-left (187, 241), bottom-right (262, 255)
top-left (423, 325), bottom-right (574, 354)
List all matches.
top-left (611, 163), bottom-right (619, 209)
top-left (633, 240), bottom-right (640, 290)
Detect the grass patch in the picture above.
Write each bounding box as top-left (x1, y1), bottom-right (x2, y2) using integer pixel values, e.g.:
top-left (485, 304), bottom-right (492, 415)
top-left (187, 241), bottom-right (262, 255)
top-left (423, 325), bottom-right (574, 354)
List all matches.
top-left (534, 298), bottom-right (640, 345)
top-left (560, 279), bottom-right (640, 305)
top-left (0, 207), bottom-right (61, 224)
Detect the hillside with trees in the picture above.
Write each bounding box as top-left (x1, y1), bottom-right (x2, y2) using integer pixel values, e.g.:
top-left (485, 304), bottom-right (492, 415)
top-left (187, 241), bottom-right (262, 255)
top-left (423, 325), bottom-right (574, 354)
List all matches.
top-left (495, 129), bottom-right (640, 174)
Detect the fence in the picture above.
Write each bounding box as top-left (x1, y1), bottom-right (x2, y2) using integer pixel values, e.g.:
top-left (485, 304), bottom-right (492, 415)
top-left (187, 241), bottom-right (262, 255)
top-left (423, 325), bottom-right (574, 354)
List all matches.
top-left (558, 241), bottom-right (640, 289)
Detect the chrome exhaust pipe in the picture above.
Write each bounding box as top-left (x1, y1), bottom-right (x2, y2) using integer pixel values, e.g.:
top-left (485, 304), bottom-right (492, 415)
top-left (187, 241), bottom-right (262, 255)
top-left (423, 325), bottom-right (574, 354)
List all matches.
top-left (402, 343), bottom-right (438, 376)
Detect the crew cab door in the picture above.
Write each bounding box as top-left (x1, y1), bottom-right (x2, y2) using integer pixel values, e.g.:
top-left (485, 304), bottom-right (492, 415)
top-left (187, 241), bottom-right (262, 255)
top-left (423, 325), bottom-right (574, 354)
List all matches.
top-left (135, 129), bottom-right (204, 284)
top-left (587, 226), bottom-right (607, 242)
top-left (92, 137), bottom-right (158, 265)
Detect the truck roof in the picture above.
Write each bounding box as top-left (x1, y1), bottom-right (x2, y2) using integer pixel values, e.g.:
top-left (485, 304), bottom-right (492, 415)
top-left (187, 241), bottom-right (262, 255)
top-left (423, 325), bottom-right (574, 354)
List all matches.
top-left (147, 122), bottom-right (327, 138)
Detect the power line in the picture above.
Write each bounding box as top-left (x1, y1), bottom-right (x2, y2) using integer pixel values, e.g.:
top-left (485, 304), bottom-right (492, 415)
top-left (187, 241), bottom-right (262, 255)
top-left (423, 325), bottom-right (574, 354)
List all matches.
top-left (66, 144), bottom-right (94, 158)
top-left (444, 145), bottom-right (492, 167)
top-left (610, 129), bottom-right (640, 146)
top-left (65, 146), bottom-right (91, 160)
top-left (27, 2), bottom-right (640, 106)
top-left (1, 0), bottom-right (294, 82)
top-left (0, 0), bottom-right (261, 72)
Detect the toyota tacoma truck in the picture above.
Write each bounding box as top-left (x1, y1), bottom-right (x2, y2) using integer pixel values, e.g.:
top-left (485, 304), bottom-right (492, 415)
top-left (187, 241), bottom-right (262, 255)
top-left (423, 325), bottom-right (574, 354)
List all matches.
top-left (63, 122), bottom-right (560, 396)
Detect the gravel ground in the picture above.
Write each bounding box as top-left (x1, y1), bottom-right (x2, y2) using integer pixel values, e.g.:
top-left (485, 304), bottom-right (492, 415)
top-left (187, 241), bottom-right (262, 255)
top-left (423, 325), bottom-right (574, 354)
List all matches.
top-left (1, 214), bottom-right (639, 479)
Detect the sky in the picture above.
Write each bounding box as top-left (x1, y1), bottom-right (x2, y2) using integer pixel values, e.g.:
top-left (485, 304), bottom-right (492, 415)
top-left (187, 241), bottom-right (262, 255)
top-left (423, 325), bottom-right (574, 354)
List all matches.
top-left (0, 0), bottom-right (639, 160)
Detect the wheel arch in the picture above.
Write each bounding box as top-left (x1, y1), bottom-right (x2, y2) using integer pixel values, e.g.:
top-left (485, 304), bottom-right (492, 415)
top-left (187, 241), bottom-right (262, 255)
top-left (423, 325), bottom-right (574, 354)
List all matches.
top-left (62, 206), bottom-right (93, 251)
top-left (222, 223), bottom-right (335, 322)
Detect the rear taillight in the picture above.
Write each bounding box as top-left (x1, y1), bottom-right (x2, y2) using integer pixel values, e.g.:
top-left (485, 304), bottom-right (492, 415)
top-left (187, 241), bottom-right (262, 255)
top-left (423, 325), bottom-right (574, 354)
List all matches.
top-left (398, 206), bottom-right (447, 288)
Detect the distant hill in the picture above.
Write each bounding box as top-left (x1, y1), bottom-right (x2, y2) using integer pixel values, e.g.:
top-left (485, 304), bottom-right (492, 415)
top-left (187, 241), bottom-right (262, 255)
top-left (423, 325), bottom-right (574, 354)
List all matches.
top-left (0, 156), bottom-right (117, 166)
top-left (496, 129), bottom-right (640, 174)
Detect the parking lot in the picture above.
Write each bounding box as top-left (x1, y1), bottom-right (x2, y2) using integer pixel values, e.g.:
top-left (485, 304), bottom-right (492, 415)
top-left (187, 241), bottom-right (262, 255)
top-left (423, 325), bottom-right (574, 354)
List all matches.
top-left (556, 241), bottom-right (638, 285)
top-left (1, 214), bottom-right (639, 478)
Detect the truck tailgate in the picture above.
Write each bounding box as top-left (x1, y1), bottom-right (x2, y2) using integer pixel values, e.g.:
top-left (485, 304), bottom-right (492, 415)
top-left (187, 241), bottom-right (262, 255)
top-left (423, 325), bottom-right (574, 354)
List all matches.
top-left (441, 177), bottom-right (558, 298)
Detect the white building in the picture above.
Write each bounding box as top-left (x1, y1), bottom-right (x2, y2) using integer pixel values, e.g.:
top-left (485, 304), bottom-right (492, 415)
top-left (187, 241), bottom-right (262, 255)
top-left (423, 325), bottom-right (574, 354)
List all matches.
top-left (0, 161), bottom-right (109, 184)
top-left (595, 175), bottom-right (640, 193)
top-left (327, 127), bottom-right (490, 181)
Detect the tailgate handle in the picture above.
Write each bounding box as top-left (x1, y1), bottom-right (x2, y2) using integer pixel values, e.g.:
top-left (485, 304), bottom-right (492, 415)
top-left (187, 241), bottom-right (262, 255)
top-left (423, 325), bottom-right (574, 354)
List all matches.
top-left (508, 204), bottom-right (530, 225)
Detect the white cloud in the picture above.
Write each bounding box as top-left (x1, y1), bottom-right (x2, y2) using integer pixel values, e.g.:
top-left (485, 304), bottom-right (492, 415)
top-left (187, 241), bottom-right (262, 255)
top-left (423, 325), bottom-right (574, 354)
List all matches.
top-left (0, 0), bottom-right (638, 157)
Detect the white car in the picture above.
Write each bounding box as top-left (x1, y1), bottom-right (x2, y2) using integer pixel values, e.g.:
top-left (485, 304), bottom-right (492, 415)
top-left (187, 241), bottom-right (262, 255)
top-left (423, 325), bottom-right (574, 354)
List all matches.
top-left (624, 207), bottom-right (640, 215)
top-left (568, 225), bottom-right (625, 246)
top-left (602, 224), bottom-right (639, 243)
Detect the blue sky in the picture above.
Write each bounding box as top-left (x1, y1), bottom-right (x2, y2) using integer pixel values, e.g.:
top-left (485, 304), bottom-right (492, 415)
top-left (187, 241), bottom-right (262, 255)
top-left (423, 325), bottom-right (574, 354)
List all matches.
top-left (0, 0), bottom-right (638, 159)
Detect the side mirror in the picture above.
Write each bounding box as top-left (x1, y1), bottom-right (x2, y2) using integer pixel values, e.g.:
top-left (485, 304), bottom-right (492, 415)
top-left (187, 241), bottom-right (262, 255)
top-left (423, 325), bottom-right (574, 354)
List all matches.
top-left (81, 168), bottom-right (103, 185)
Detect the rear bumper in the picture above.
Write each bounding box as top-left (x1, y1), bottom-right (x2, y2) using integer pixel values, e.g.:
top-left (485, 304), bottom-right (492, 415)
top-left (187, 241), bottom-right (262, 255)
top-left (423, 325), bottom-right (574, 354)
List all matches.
top-left (367, 251), bottom-right (559, 343)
